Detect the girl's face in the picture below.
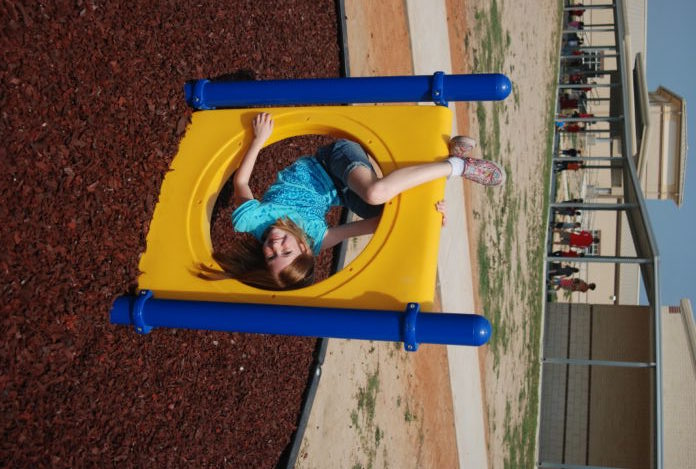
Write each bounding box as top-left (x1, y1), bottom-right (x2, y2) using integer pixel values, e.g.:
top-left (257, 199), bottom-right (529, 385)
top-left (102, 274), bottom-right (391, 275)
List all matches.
top-left (262, 227), bottom-right (308, 278)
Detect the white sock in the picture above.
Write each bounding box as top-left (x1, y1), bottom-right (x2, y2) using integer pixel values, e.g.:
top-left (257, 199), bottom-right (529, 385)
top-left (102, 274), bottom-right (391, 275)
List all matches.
top-left (447, 157), bottom-right (465, 178)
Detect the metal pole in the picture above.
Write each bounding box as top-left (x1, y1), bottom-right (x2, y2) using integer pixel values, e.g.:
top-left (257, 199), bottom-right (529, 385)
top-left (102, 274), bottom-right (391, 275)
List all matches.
top-left (554, 163), bottom-right (617, 169)
top-left (552, 157), bottom-right (622, 162)
top-left (546, 255), bottom-right (652, 264)
top-left (551, 203), bottom-right (638, 210)
top-left (562, 68), bottom-right (617, 75)
top-left (573, 46), bottom-right (619, 51)
top-left (539, 463), bottom-right (634, 469)
top-left (574, 164), bottom-right (621, 169)
top-left (577, 23), bottom-right (616, 28)
top-left (110, 291), bottom-right (492, 351)
top-left (558, 129), bottom-right (612, 133)
top-left (561, 53), bottom-right (618, 59)
top-left (563, 27), bottom-right (616, 33)
top-left (563, 70), bottom-right (614, 76)
top-left (563, 4), bottom-right (615, 10)
top-left (558, 83), bottom-right (617, 89)
top-left (184, 72), bottom-right (512, 109)
top-left (542, 357), bottom-right (656, 368)
top-left (555, 117), bottom-right (623, 123)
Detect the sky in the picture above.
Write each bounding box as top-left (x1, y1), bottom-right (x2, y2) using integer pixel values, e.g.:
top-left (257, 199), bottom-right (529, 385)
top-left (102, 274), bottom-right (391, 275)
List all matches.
top-left (641, 0), bottom-right (696, 308)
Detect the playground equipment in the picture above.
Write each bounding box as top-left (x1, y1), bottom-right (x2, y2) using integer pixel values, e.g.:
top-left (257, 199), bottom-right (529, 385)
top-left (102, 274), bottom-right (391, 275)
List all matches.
top-left (184, 72), bottom-right (511, 108)
top-left (110, 72), bottom-right (510, 351)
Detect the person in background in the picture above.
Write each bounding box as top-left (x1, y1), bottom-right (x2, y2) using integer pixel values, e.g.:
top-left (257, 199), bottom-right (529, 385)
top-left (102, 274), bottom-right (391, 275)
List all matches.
top-left (548, 262), bottom-right (580, 278)
top-left (560, 148), bottom-right (582, 157)
top-left (559, 229), bottom-right (598, 248)
top-left (550, 277), bottom-right (596, 293)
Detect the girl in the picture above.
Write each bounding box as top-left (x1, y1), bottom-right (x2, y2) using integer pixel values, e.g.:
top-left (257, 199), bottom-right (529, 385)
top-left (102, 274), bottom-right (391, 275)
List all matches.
top-left (201, 112), bottom-right (505, 290)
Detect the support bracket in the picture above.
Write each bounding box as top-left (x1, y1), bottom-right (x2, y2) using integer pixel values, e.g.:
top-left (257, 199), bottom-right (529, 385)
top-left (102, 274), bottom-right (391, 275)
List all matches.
top-left (431, 71), bottom-right (447, 106)
top-left (133, 289), bottom-right (153, 335)
top-left (403, 302), bottom-right (420, 352)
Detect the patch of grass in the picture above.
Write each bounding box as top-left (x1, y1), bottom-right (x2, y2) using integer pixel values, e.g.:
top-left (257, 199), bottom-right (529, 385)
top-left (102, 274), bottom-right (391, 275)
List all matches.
top-left (375, 426), bottom-right (384, 447)
top-left (404, 406), bottom-right (417, 423)
top-left (473, 0), bottom-right (507, 73)
top-left (351, 409), bottom-right (359, 429)
top-left (351, 366), bottom-right (381, 469)
top-left (470, 1), bottom-right (562, 467)
top-left (477, 231), bottom-right (490, 305)
top-left (357, 369), bottom-right (380, 424)
top-left (503, 4), bottom-right (562, 469)
top-left (476, 102), bottom-right (488, 151)
top-left (492, 102), bottom-right (502, 159)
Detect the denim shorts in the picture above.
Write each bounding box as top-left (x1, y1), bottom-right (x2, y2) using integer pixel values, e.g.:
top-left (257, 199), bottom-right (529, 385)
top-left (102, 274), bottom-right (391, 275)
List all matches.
top-left (314, 139), bottom-right (384, 219)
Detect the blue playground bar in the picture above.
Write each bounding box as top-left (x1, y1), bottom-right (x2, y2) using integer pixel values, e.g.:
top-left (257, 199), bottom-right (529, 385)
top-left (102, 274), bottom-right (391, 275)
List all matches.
top-left (111, 72), bottom-right (510, 349)
top-left (185, 72), bottom-right (511, 109)
top-left (110, 291), bottom-right (491, 351)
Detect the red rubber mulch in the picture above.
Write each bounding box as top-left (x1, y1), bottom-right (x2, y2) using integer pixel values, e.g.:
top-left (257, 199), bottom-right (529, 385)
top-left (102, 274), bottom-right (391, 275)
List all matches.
top-left (1, 1), bottom-right (341, 467)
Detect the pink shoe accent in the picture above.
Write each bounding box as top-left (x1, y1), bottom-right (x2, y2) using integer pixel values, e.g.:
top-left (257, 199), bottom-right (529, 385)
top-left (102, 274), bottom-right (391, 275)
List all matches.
top-left (448, 136), bottom-right (477, 157)
top-left (462, 157), bottom-right (506, 186)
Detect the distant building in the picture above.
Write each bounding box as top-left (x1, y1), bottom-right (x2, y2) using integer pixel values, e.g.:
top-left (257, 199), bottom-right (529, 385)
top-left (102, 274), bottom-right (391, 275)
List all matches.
top-left (640, 86), bottom-right (688, 206)
top-left (661, 299), bottom-right (696, 468)
top-left (540, 299), bottom-right (696, 468)
top-left (562, 2), bottom-right (688, 307)
top-left (540, 1), bottom-right (691, 467)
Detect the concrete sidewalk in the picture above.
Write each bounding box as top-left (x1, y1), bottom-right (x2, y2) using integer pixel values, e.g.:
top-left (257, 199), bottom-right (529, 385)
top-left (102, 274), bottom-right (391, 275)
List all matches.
top-left (403, 1), bottom-right (488, 467)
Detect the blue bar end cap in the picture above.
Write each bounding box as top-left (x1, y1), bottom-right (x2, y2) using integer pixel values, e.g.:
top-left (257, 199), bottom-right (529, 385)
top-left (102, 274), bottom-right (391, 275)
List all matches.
top-left (473, 314), bottom-right (492, 346)
top-left (494, 74), bottom-right (512, 100)
top-left (184, 79), bottom-right (214, 110)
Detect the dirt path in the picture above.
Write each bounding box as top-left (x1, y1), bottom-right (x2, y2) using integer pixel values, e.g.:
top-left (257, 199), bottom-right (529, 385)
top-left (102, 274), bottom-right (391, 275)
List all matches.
top-left (463, 1), bottom-right (560, 467)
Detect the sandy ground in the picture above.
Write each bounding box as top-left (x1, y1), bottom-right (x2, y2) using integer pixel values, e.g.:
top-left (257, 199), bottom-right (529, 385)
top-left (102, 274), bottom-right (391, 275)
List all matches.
top-left (296, 0), bottom-right (560, 468)
top-left (464, 1), bottom-right (560, 467)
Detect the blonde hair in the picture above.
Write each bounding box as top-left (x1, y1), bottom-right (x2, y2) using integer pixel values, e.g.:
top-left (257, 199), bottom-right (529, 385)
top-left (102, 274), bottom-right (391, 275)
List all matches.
top-left (198, 218), bottom-right (315, 290)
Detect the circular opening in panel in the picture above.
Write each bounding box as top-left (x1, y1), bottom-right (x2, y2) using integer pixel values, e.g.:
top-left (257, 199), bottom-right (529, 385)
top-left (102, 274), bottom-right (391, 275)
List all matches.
top-left (207, 134), bottom-right (383, 291)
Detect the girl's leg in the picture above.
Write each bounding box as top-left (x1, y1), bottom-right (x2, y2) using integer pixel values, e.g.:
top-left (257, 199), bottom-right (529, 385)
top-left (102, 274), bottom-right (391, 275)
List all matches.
top-left (346, 162), bottom-right (452, 206)
top-left (324, 139), bottom-right (503, 208)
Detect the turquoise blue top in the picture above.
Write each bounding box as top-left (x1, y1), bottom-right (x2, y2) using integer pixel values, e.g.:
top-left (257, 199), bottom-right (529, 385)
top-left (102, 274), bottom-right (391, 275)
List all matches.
top-left (231, 156), bottom-right (341, 255)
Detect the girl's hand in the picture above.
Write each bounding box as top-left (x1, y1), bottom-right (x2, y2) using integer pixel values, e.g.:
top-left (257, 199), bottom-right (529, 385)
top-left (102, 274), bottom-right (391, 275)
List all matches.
top-left (233, 112), bottom-right (273, 203)
top-left (436, 199), bottom-right (447, 227)
top-left (252, 112), bottom-right (274, 144)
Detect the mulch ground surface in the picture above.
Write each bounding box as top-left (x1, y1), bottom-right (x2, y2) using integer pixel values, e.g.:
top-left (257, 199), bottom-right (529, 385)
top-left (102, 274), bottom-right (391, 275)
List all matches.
top-left (1, 1), bottom-right (341, 466)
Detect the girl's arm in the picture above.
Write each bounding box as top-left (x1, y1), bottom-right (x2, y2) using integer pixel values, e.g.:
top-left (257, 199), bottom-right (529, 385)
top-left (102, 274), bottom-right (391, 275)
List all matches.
top-left (321, 200), bottom-right (445, 251)
top-left (320, 216), bottom-right (380, 251)
top-left (233, 113), bottom-right (274, 204)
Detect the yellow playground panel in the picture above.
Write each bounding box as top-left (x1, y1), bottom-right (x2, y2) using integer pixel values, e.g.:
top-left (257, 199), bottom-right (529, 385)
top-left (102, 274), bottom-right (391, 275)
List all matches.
top-left (138, 105), bottom-right (452, 312)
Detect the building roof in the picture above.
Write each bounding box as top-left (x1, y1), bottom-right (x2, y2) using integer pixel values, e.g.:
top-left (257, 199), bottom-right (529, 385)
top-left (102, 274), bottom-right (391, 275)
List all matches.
top-left (661, 299), bottom-right (696, 467)
top-left (624, 0), bottom-right (647, 64)
top-left (654, 85), bottom-right (688, 206)
top-left (633, 53), bottom-right (651, 176)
